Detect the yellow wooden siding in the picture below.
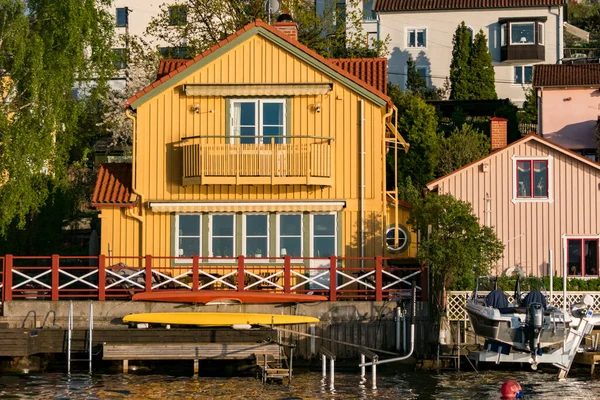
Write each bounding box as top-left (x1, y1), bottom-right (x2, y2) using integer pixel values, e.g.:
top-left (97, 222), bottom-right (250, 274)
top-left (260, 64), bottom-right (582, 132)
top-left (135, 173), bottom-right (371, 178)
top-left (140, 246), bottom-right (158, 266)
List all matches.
top-left (99, 208), bottom-right (140, 263)
top-left (385, 204), bottom-right (418, 259)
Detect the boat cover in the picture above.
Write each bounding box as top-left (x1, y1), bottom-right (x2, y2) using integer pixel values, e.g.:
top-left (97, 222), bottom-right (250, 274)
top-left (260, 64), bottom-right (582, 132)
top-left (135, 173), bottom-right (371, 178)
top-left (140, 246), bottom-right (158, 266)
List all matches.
top-left (485, 289), bottom-right (509, 309)
top-left (522, 290), bottom-right (547, 309)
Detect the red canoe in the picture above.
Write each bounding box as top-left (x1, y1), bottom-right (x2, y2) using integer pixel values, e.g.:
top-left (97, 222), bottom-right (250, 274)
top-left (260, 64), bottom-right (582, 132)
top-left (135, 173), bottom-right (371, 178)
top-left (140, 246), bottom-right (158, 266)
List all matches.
top-left (132, 290), bottom-right (328, 304)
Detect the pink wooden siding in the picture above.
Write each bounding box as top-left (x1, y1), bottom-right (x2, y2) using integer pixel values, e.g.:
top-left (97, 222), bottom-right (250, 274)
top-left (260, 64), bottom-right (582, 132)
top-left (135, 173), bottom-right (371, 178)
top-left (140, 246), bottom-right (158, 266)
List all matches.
top-left (430, 137), bottom-right (600, 277)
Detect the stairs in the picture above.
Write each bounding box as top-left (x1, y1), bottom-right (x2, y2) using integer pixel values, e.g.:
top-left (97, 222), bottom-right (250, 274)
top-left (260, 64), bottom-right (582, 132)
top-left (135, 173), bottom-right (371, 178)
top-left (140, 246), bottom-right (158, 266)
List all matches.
top-left (255, 349), bottom-right (290, 382)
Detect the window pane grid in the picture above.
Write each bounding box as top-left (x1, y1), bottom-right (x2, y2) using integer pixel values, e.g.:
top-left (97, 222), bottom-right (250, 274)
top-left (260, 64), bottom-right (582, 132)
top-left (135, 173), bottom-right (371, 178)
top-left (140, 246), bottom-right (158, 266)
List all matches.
top-left (407, 29), bottom-right (426, 48)
top-left (176, 215), bottom-right (201, 258)
top-left (568, 239), bottom-right (599, 277)
top-left (245, 215), bottom-right (268, 257)
top-left (279, 215), bottom-right (302, 257)
top-left (211, 215), bottom-right (234, 257)
top-left (517, 160), bottom-right (548, 198)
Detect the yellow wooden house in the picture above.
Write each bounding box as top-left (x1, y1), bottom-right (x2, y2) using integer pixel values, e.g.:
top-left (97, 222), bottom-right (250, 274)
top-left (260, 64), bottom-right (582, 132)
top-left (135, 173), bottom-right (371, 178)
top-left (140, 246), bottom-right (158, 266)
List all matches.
top-left (92, 19), bottom-right (416, 279)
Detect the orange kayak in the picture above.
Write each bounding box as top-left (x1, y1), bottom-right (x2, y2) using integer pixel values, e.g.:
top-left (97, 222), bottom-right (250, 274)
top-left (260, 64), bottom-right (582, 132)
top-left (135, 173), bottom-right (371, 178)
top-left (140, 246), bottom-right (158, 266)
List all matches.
top-left (132, 290), bottom-right (328, 304)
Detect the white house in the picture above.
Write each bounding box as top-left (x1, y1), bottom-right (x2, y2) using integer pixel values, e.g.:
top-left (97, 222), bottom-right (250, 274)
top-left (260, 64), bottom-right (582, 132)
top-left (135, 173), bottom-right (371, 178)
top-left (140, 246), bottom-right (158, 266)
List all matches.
top-left (374, 0), bottom-right (565, 105)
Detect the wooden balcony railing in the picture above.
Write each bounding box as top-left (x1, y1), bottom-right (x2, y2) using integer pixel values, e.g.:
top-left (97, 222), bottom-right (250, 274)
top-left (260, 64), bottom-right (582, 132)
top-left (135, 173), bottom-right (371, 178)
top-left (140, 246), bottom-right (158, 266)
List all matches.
top-left (182, 136), bottom-right (333, 186)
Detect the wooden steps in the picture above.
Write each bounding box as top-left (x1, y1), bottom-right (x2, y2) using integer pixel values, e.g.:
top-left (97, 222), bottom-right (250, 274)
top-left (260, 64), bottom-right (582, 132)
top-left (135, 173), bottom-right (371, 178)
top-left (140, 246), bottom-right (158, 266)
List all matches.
top-left (255, 351), bottom-right (291, 382)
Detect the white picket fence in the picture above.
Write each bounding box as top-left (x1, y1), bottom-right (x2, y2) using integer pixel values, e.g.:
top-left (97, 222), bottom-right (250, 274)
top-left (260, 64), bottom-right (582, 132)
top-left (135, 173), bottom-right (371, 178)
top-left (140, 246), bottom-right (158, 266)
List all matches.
top-left (447, 291), bottom-right (600, 321)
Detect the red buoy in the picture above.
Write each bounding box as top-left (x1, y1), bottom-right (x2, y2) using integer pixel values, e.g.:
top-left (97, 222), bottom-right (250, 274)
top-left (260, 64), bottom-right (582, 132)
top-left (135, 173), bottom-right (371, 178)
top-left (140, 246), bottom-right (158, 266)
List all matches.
top-left (501, 380), bottom-right (523, 399)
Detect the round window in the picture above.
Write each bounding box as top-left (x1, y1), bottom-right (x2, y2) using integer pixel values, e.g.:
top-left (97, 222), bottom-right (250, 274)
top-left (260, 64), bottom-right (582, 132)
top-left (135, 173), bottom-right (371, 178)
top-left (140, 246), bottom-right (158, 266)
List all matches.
top-left (385, 225), bottom-right (410, 253)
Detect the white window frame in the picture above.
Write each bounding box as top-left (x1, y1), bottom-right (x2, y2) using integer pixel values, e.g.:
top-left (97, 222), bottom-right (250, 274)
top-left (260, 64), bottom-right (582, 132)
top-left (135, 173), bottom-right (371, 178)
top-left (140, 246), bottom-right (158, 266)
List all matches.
top-left (175, 214), bottom-right (202, 264)
top-left (406, 27), bottom-right (427, 49)
top-left (310, 213), bottom-right (338, 258)
top-left (276, 214), bottom-right (304, 260)
top-left (513, 65), bottom-right (533, 85)
top-left (242, 214), bottom-right (269, 261)
top-left (538, 22), bottom-right (544, 45)
top-left (511, 155), bottom-right (553, 204)
top-left (385, 225), bottom-right (410, 254)
top-left (562, 234), bottom-right (600, 278)
top-left (466, 25), bottom-right (474, 42)
top-left (229, 99), bottom-right (286, 145)
top-left (500, 23), bottom-right (507, 46)
top-left (208, 214), bottom-right (236, 259)
top-left (510, 22), bottom-right (535, 45)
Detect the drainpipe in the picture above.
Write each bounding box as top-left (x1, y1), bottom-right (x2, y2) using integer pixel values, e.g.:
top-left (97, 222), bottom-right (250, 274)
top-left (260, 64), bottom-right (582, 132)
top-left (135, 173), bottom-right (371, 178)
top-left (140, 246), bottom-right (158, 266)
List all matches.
top-left (125, 108), bottom-right (145, 259)
top-left (359, 99), bottom-right (365, 270)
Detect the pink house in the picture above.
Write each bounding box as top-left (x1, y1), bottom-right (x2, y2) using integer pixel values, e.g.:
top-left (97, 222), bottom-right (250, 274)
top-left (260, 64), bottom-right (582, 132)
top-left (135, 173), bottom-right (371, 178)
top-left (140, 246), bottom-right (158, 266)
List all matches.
top-left (427, 119), bottom-right (600, 278)
top-left (534, 63), bottom-right (600, 161)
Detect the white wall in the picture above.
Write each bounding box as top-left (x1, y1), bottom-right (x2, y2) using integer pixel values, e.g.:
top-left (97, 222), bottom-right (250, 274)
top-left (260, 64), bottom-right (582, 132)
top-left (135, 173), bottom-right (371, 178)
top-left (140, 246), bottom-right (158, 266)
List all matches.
top-left (378, 7), bottom-right (563, 105)
top-left (111, 0), bottom-right (172, 47)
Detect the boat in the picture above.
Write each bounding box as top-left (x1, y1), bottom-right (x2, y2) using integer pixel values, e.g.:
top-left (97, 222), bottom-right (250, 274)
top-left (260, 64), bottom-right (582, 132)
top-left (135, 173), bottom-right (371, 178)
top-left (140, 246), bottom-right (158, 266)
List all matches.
top-left (122, 312), bottom-right (319, 326)
top-left (131, 290), bottom-right (328, 304)
top-left (465, 276), bottom-right (599, 371)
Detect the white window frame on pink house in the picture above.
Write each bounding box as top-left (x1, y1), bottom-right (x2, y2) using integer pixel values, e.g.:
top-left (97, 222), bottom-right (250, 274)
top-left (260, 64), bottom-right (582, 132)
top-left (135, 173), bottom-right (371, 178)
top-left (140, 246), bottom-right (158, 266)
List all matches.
top-left (511, 155), bottom-right (553, 204)
top-left (562, 235), bottom-right (600, 278)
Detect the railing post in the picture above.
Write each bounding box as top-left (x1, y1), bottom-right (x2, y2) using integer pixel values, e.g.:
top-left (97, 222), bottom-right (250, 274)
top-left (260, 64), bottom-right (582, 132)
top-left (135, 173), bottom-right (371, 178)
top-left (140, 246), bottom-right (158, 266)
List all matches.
top-left (51, 254), bottom-right (59, 301)
top-left (375, 256), bottom-right (383, 302)
top-left (4, 255), bottom-right (12, 301)
top-left (237, 255), bottom-right (245, 292)
top-left (144, 255), bottom-right (153, 293)
top-left (283, 256), bottom-right (291, 294)
top-left (192, 255), bottom-right (199, 292)
top-left (329, 255), bottom-right (337, 302)
top-left (98, 255), bottom-right (106, 301)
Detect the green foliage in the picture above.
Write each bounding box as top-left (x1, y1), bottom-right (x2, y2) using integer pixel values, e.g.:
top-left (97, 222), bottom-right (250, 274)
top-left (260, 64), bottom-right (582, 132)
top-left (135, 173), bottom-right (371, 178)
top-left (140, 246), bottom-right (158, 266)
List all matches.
top-left (0, 0), bottom-right (114, 234)
top-left (470, 30), bottom-right (497, 100)
top-left (145, 0), bottom-right (389, 59)
top-left (449, 22), bottom-right (472, 100)
top-left (456, 275), bottom-right (600, 292)
top-left (390, 92), bottom-right (441, 193)
top-left (437, 124), bottom-right (490, 177)
top-left (568, 2), bottom-right (600, 36)
top-left (406, 57), bottom-right (427, 94)
top-left (408, 193), bottom-right (505, 291)
top-left (521, 87), bottom-right (538, 124)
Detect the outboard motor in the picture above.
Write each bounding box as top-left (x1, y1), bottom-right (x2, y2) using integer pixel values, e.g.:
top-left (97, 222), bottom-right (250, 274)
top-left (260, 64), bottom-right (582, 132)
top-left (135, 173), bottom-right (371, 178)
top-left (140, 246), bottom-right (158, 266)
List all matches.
top-left (525, 303), bottom-right (544, 356)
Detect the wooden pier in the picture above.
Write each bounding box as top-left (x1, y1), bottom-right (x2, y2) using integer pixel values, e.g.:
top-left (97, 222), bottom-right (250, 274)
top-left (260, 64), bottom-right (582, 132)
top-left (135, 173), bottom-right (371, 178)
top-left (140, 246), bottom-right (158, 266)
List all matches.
top-left (574, 352), bottom-right (600, 375)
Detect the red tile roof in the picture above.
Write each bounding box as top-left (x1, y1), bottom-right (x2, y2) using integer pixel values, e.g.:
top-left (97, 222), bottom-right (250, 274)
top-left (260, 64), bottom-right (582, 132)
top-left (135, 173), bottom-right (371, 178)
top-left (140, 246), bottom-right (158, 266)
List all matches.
top-left (157, 59), bottom-right (188, 80)
top-left (533, 64), bottom-right (600, 87)
top-left (92, 163), bottom-right (135, 207)
top-left (375, 0), bottom-right (564, 11)
top-left (126, 20), bottom-right (391, 108)
top-left (330, 58), bottom-right (387, 94)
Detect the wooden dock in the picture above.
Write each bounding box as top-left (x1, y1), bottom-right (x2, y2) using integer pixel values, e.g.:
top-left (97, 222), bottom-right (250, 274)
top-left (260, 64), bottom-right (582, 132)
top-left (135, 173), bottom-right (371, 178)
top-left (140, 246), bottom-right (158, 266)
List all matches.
top-left (574, 352), bottom-right (600, 374)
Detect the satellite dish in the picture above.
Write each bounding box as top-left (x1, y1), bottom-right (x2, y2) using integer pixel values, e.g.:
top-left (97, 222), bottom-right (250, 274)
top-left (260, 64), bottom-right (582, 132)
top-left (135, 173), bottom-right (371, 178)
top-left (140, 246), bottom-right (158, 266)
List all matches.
top-left (268, 0), bottom-right (280, 13)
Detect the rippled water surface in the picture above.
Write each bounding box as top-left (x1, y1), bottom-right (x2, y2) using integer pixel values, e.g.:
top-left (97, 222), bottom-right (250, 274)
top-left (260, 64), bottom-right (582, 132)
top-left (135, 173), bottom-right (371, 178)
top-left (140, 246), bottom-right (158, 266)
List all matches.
top-left (0, 370), bottom-right (599, 399)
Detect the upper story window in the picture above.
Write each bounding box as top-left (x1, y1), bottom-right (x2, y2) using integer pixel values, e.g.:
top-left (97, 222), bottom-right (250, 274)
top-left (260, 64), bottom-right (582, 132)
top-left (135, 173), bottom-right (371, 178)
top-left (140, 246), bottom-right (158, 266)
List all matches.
top-left (511, 22), bottom-right (535, 44)
top-left (407, 28), bottom-right (427, 48)
top-left (230, 99), bottom-right (286, 144)
top-left (168, 5), bottom-right (187, 26)
top-left (567, 238), bottom-right (599, 277)
top-left (116, 7), bottom-right (128, 27)
top-left (159, 47), bottom-right (188, 58)
top-left (363, 0), bottom-right (376, 21)
top-left (515, 159), bottom-right (548, 199)
top-left (514, 66), bottom-right (533, 84)
top-left (112, 48), bottom-right (127, 70)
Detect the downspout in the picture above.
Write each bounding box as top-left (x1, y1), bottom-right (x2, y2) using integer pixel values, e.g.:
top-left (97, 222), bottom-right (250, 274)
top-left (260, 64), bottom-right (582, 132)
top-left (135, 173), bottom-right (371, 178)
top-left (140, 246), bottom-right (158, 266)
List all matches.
top-left (556, 5), bottom-right (564, 63)
top-left (360, 99), bottom-right (365, 270)
top-left (125, 108), bottom-right (145, 258)
top-left (537, 87), bottom-right (543, 136)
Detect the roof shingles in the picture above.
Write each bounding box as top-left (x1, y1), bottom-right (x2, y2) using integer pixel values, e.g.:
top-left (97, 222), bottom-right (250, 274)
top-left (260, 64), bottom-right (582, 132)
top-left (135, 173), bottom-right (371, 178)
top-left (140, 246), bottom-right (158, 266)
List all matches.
top-left (533, 64), bottom-right (600, 87)
top-left (92, 163), bottom-right (135, 207)
top-left (375, 0), bottom-right (564, 11)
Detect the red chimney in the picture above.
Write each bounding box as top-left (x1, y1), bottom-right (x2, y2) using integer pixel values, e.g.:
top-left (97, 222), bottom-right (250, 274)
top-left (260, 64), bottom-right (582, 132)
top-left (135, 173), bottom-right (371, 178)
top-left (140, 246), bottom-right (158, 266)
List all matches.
top-left (490, 117), bottom-right (508, 152)
top-left (273, 13), bottom-right (298, 42)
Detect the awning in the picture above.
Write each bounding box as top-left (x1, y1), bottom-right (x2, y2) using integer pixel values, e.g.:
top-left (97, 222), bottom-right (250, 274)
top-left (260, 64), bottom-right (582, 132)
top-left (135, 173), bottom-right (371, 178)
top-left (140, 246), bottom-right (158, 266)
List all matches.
top-left (148, 200), bottom-right (346, 213)
top-left (183, 83), bottom-right (333, 97)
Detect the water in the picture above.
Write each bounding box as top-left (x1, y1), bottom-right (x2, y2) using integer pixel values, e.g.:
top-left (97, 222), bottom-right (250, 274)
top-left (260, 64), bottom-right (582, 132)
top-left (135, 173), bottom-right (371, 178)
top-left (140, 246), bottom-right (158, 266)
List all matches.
top-left (0, 370), bottom-right (599, 399)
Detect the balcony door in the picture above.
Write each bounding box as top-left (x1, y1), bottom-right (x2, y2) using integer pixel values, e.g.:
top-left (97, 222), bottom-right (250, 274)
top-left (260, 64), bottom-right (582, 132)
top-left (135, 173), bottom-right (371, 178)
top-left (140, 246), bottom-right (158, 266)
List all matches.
top-left (230, 99), bottom-right (285, 144)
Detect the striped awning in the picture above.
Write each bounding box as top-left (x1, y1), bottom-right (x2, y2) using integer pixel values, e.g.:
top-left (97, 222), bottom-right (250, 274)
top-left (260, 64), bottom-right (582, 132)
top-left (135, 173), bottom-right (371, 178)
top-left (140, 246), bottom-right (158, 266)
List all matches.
top-left (183, 83), bottom-right (333, 97)
top-left (147, 200), bottom-right (345, 213)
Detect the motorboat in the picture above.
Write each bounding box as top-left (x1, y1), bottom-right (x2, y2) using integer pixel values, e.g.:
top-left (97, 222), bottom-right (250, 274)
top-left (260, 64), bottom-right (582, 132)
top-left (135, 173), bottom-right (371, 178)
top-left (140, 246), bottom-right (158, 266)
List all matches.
top-left (465, 276), bottom-right (597, 370)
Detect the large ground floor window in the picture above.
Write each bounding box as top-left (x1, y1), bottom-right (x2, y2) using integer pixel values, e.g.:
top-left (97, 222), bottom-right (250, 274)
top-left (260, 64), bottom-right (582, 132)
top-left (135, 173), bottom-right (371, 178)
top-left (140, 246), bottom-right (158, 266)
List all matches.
top-left (567, 238), bottom-right (599, 277)
top-left (173, 212), bottom-right (339, 263)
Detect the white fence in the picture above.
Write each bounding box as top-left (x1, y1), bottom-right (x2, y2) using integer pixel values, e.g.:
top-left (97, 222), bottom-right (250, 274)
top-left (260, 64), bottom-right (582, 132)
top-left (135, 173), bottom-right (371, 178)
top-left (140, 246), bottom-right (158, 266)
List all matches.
top-left (447, 291), bottom-right (600, 321)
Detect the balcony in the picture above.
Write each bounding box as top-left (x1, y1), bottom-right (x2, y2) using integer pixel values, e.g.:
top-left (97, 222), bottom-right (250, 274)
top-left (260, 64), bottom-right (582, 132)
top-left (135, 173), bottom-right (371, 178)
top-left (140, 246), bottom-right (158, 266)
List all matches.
top-left (182, 136), bottom-right (334, 186)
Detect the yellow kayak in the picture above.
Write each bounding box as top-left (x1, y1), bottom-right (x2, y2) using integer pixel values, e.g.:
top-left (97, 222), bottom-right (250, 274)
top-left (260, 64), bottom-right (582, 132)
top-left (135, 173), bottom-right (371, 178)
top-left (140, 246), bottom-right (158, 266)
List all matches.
top-left (122, 312), bottom-right (319, 326)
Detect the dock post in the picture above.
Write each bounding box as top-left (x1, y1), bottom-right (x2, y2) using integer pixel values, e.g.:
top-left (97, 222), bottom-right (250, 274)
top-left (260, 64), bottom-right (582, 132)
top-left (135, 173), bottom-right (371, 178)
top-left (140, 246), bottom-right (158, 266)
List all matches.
top-left (310, 325), bottom-right (316, 355)
top-left (457, 320), bottom-right (461, 371)
top-left (329, 356), bottom-right (334, 386)
top-left (394, 307), bottom-right (401, 352)
top-left (360, 354), bottom-right (365, 379)
top-left (193, 359), bottom-right (199, 375)
top-left (288, 347), bottom-right (294, 383)
top-left (123, 360), bottom-right (128, 374)
top-left (372, 361), bottom-right (377, 390)
top-left (322, 354), bottom-right (326, 377)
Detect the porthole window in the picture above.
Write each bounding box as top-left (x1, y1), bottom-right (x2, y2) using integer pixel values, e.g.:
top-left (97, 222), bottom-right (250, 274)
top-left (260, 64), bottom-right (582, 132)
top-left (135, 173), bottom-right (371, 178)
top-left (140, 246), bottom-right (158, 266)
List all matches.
top-left (385, 225), bottom-right (410, 253)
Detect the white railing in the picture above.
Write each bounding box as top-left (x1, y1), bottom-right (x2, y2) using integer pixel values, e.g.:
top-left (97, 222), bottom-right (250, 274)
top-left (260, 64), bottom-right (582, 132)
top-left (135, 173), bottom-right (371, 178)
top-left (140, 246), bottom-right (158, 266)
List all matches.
top-left (447, 290), bottom-right (600, 321)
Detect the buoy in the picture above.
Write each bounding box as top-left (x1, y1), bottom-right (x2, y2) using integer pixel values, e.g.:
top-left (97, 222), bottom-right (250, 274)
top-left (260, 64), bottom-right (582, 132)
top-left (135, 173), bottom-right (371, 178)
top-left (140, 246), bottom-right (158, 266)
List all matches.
top-left (501, 380), bottom-right (523, 399)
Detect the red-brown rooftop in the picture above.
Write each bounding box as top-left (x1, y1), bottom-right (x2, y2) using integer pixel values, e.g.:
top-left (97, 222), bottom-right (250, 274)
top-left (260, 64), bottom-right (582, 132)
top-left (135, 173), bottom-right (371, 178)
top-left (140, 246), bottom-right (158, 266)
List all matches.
top-left (533, 64), bottom-right (600, 87)
top-left (375, 0), bottom-right (564, 11)
top-left (92, 163), bottom-right (135, 207)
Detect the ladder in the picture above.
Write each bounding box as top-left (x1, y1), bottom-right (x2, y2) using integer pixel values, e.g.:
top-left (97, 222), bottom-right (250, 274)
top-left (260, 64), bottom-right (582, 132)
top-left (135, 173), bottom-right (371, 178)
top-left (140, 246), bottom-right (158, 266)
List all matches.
top-left (67, 301), bottom-right (94, 374)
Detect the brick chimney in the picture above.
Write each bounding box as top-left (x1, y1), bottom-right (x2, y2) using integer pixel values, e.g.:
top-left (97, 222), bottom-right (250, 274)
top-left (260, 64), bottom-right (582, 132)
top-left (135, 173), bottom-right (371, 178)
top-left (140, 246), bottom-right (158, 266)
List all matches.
top-left (490, 117), bottom-right (508, 152)
top-left (273, 13), bottom-right (298, 42)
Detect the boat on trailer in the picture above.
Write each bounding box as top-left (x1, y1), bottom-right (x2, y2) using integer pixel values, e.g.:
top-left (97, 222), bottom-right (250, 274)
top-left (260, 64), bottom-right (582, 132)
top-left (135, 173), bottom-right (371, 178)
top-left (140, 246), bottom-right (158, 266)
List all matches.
top-left (465, 276), bottom-right (599, 376)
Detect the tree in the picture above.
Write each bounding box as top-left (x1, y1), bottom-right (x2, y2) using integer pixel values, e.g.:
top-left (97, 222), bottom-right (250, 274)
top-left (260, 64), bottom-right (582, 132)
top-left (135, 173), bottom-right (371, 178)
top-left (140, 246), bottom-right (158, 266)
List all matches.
top-left (389, 92), bottom-right (441, 197)
top-left (470, 30), bottom-right (497, 100)
top-left (405, 57), bottom-right (439, 100)
top-left (449, 22), bottom-right (472, 100)
top-left (521, 87), bottom-right (538, 124)
top-left (0, 0), bottom-right (114, 234)
top-left (408, 193), bottom-right (504, 293)
top-left (436, 124), bottom-right (490, 177)
top-left (144, 0), bottom-right (389, 59)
